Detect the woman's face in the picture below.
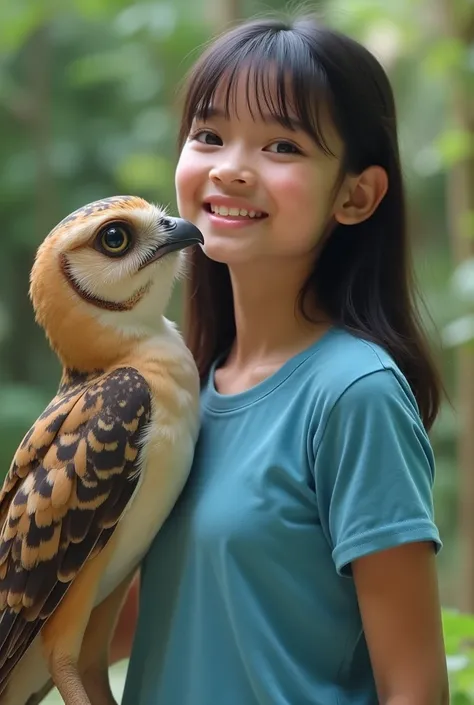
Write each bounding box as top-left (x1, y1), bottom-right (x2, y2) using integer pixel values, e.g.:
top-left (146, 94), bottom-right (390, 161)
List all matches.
top-left (175, 70), bottom-right (345, 269)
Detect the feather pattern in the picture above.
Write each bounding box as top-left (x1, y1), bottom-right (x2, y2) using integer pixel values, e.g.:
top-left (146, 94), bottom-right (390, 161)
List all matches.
top-left (0, 196), bottom-right (202, 704)
top-left (0, 366), bottom-right (151, 690)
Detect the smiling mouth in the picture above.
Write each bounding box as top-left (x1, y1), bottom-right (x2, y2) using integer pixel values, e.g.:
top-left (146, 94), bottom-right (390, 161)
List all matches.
top-left (203, 203), bottom-right (268, 219)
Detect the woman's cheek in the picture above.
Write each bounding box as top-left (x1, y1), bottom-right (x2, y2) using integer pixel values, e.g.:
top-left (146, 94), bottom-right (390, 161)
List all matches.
top-left (175, 160), bottom-right (199, 220)
top-left (269, 168), bottom-right (314, 207)
top-left (269, 171), bottom-right (328, 251)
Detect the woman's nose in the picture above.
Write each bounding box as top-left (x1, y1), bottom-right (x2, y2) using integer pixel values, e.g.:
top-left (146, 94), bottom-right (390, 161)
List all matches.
top-left (209, 162), bottom-right (256, 187)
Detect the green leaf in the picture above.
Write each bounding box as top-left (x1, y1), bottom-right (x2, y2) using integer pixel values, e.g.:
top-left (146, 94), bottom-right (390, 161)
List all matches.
top-left (422, 37), bottom-right (467, 77)
top-left (67, 43), bottom-right (156, 89)
top-left (70, 0), bottom-right (131, 20)
top-left (115, 153), bottom-right (173, 193)
top-left (0, 3), bottom-right (49, 51)
top-left (434, 129), bottom-right (473, 167)
top-left (451, 692), bottom-right (474, 705)
top-left (443, 610), bottom-right (474, 648)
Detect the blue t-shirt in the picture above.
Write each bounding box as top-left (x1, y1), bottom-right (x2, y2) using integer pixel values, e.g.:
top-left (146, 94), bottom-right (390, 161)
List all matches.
top-left (122, 327), bottom-right (442, 705)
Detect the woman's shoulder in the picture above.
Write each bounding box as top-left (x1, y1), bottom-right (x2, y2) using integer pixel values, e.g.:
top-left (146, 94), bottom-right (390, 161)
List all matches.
top-left (296, 328), bottom-right (426, 452)
top-left (302, 326), bottom-right (413, 405)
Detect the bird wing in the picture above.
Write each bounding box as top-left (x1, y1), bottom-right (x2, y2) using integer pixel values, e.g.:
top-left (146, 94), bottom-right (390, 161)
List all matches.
top-left (0, 366), bottom-right (152, 687)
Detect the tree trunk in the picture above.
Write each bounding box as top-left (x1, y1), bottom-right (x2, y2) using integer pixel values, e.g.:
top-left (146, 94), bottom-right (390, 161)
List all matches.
top-left (441, 0), bottom-right (474, 611)
top-left (205, 0), bottom-right (242, 29)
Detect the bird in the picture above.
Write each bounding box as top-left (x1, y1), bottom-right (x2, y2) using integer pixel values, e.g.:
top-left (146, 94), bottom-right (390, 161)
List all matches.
top-left (0, 195), bottom-right (204, 705)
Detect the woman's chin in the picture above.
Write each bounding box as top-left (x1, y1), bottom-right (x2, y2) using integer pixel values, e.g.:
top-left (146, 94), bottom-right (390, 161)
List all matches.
top-left (201, 240), bottom-right (256, 266)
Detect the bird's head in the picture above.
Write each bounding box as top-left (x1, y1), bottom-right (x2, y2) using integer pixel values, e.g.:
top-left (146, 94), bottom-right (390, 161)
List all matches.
top-left (29, 195), bottom-right (203, 371)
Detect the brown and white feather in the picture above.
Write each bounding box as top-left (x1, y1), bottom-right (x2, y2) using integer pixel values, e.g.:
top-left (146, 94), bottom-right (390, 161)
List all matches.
top-left (0, 195), bottom-right (202, 703)
top-left (0, 366), bottom-right (152, 687)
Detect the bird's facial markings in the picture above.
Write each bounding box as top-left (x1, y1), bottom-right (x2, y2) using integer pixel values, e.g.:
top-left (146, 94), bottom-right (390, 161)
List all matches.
top-left (50, 196), bottom-right (137, 234)
top-left (52, 199), bottom-right (177, 313)
top-left (59, 253), bottom-right (151, 311)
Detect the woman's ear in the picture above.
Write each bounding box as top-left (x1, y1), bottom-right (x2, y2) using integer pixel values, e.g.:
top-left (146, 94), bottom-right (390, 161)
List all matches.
top-left (334, 166), bottom-right (388, 225)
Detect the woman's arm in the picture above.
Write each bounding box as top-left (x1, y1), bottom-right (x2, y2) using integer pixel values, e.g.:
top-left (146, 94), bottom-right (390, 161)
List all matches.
top-left (110, 571), bottom-right (140, 664)
top-left (353, 541), bottom-right (449, 705)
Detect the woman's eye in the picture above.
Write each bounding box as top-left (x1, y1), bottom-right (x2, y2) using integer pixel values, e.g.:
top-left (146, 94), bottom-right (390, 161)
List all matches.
top-left (267, 141), bottom-right (301, 154)
top-left (193, 130), bottom-right (222, 146)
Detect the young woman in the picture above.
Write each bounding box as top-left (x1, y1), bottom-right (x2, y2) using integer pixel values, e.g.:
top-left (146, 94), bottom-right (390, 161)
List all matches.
top-left (119, 13), bottom-right (449, 705)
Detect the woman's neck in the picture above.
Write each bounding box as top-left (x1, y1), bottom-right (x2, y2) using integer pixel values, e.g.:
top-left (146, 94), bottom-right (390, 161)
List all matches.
top-left (225, 260), bottom-right (330, 372)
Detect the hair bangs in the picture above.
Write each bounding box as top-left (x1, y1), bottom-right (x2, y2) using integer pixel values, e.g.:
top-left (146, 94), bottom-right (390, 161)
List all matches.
top-left (178, 26), bottom-right (336, 156)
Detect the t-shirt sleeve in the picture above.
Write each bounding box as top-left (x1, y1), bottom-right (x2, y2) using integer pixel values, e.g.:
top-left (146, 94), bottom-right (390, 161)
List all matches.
top-left (313, 368), bottom-right (442, 576)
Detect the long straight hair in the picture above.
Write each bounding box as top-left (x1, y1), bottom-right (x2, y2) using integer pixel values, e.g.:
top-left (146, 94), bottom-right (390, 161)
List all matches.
top-left (177, 14), bottom-right (442, 431)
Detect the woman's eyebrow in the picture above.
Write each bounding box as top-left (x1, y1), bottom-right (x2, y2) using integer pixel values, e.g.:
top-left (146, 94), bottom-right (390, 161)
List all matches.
top-left (194, 106), bottom-right (304, 132)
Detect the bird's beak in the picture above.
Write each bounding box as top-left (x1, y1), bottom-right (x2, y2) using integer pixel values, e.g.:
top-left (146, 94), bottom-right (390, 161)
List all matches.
top-left (139, 217), bottom-right (204, 269)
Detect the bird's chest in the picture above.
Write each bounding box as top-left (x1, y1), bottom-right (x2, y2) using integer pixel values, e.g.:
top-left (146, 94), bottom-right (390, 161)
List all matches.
top-left (95, 412), bottom-right (197, 604)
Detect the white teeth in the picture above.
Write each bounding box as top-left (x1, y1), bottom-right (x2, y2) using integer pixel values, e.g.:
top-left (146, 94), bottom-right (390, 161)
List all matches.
top-left (210, 204), bottom-right (264, 218)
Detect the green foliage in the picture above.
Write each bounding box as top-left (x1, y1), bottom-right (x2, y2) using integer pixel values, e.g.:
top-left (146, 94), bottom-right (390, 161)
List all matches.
top-left (0, 1), bottom-right (209, 479)
top-left (445, 609), bottom-right (474, 703)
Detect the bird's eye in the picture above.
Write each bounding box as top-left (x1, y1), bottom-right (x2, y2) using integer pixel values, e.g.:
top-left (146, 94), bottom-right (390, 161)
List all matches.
top-left (97, 223), bottom-right (132, 256)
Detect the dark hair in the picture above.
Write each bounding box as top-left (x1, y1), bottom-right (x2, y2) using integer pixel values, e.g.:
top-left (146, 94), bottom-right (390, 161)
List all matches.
top-left (177, 14), bottom-right (442, 431)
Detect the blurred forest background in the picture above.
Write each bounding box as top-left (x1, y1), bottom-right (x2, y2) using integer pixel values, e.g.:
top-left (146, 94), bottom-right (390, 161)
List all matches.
top-left (0, 0), bottom-right (473, 699)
